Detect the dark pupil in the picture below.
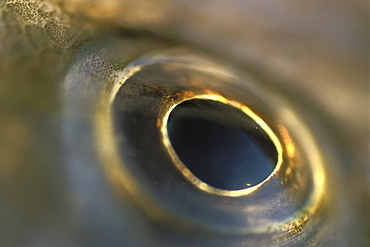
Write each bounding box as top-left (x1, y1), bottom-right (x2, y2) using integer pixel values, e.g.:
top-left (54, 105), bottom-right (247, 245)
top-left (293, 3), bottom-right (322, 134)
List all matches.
top-left (167, 99), bottom-right (277, 190)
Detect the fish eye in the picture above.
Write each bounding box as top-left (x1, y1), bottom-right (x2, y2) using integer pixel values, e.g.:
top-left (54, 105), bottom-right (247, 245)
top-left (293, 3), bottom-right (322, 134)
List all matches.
top-left (63, 42), bottom-right (327, 241)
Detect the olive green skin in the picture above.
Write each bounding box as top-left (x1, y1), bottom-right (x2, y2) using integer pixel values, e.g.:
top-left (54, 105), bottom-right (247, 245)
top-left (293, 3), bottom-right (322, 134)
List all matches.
top-left (0, 1), bottom-right (368, 246)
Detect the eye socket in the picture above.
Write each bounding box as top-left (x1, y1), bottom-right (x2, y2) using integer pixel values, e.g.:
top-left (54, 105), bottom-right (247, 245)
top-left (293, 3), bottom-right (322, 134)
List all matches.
top-left (167, 99), bottom-right (278, 190)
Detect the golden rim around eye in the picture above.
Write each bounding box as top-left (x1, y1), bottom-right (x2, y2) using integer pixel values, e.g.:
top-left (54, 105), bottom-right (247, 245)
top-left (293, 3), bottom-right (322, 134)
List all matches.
top-left (160, 94), bottom-right (283, 197)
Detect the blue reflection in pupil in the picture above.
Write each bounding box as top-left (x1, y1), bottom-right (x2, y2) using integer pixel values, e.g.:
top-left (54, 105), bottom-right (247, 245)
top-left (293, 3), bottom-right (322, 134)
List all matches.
top-left (167, 100), bottom-right (276, 190)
